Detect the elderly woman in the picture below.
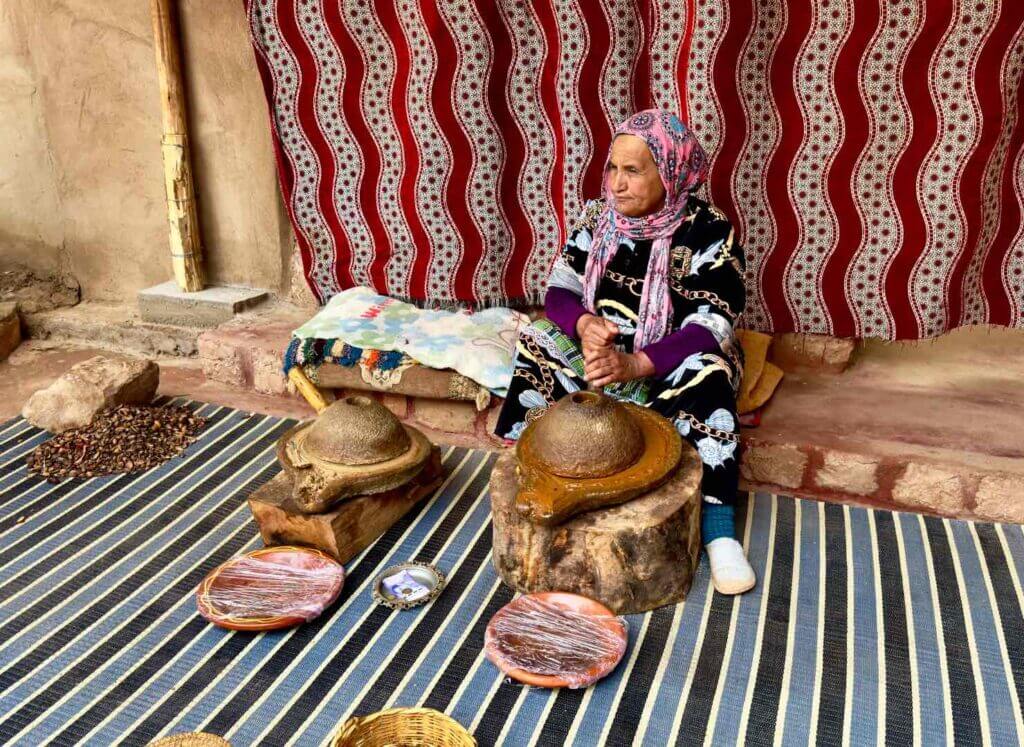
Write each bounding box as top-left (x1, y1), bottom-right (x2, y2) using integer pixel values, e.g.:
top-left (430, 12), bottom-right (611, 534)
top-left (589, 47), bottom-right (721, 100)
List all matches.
top-left (494, 109), bottom-right (754, 595)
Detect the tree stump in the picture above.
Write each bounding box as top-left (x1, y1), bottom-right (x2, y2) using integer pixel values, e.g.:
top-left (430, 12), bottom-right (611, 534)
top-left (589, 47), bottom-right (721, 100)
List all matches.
top-left (490, 447), bottom-right (703, 615)
top-left (248, 447), bottom-right (442, 564)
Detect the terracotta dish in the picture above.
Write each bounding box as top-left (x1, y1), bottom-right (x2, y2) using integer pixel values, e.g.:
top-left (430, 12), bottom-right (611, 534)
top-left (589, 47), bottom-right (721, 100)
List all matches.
top-left (484, 591), bottom-right (628, 688)
top-left (196, 546), bottom-right (345, 631)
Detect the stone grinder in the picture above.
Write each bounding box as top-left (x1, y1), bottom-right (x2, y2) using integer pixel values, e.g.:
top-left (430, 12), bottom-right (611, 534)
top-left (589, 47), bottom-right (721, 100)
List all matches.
top-left (278, 394), bottom-right (433, 513)
top-left (515, 391), bottom-right (683, 525)
top-left (490, 391), bottom-right (704, 614)
top-left (248, 395), bottom-right (442, 563)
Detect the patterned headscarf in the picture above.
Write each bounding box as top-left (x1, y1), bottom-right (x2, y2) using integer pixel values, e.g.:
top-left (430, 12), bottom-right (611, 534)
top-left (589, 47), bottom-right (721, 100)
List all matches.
top-left (582, 110), bottom-right (709, 349)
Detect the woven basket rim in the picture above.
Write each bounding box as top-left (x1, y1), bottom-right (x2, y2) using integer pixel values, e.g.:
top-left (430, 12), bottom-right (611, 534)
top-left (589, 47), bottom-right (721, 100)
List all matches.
top-left (331, 706), bottom-right (475, 746)
top-left (146, 733), bottom-right (232, 747)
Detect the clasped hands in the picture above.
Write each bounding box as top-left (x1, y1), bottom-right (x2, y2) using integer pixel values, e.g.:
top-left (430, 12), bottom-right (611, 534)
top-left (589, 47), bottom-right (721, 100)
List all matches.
top-left (576, 313), bottom-right (655, 388)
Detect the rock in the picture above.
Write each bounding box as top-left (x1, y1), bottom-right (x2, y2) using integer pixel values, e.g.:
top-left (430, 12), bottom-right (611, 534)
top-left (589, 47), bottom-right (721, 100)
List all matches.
top-left (772, 332), bottom-right (857, 374)
top-left (972, 474), bottom-right (1024, 524)
top-left (891, 462), bottom-right (966, 515)
top-left (740, 442), bottom-right (808, 489)
top-left (0, 265), bottom-right (79, 314)
top-left (814, 450), bottom-right (880, 496)
top-left (0, 302), bottom-right (20, 361)
top-left (21, 355), bottom-right (159, 433)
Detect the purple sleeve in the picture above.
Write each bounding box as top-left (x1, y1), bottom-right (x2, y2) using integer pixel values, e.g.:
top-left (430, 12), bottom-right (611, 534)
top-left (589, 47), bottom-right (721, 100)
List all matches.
top-left (640, 324), bottom-right (720, 378)
top-left (545, 286), bottom-right (590, 339)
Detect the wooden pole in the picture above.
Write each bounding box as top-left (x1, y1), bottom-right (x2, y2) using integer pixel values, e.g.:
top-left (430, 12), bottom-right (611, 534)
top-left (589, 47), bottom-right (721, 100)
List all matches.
top-left (150, 0), bottom-right (205, 292)
top-left (288, 367), bottom-right (331, 414)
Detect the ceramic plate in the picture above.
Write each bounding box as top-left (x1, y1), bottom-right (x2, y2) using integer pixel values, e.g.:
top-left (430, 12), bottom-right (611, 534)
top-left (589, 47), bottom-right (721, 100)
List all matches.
top-left (196, 546), bottom-right (345, 631)
top-left (484, 591), bottom-right (628, 688)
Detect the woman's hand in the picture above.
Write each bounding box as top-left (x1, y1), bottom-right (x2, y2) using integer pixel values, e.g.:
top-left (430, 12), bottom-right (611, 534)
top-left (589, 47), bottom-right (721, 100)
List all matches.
top-left (584, 349), bottom-right (656, 388)
top-left (576, 313), bottom-right (619, 354)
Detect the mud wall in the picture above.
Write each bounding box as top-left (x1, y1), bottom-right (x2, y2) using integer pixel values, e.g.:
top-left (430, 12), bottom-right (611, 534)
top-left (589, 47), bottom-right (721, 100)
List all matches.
top-left (0, 0), bottom-right (292, 301)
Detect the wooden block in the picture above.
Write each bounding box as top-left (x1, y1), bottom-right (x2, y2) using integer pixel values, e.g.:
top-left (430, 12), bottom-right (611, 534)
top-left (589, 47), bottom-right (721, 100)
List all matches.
top-left (490, 448), bottom-right (703, 615)
top-left (248, 448), bottom-right (443, 564)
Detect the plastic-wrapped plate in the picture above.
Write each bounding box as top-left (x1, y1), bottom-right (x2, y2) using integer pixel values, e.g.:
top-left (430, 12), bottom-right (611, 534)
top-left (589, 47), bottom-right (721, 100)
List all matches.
top-left (196, 546), bottom-right (345, 631)
top-left (484, 592), bottom-right (628, 688)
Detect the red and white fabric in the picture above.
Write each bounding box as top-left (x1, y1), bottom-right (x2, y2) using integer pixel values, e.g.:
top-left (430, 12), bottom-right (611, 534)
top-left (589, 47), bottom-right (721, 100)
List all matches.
top-left (246, 0), bottom-right (1024, 339)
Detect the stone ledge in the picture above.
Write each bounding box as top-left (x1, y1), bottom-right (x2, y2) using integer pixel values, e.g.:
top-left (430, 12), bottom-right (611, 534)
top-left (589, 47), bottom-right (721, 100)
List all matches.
top-left (197, 308), bottom-right (307, 397)
top-left (196, 310), bottom-right (504, 447)
top-left (24, 303), bottom-right (200, 358)
top-left (198, 308), bottom-right (490, 404)
top-left (738, 436), bottom-right (1023, 525)
top-left (313, 362), bottom-right (489, 406)
top-left (138, 281), bottom-right (269, 327)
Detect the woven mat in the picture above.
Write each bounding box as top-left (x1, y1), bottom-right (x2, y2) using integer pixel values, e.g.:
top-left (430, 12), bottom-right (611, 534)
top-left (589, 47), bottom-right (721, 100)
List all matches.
top-left (0, 402), bottom-right (1022, 745)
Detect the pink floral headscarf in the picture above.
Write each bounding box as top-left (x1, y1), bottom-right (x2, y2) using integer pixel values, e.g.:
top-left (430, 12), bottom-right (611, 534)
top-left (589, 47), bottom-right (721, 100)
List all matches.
top-left (582, 110), bottom-right (709, 349)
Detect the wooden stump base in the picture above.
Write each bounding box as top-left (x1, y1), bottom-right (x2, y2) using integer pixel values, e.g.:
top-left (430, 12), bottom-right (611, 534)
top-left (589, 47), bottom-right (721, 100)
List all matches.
top-left (248, 447), bottom-right (443, 564)
top-left (490, 448), bottom-right (703, 615)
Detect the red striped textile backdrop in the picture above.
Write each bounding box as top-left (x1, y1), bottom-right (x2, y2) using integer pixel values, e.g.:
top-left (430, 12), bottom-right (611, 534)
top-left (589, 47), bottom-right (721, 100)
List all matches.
top-left (246, 0), bottom-right (1024, 339)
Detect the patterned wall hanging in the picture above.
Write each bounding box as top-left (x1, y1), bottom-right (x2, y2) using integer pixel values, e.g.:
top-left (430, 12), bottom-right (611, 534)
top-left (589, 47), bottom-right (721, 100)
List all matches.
top-left (246, 0), bottom-right (1024, 339)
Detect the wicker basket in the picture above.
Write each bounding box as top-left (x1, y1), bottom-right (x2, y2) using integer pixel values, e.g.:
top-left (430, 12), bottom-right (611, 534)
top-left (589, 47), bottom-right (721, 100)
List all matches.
top-left (147, 733), bottom-right (231, 747)
top-left (331, 707), bottom-right (476, 747)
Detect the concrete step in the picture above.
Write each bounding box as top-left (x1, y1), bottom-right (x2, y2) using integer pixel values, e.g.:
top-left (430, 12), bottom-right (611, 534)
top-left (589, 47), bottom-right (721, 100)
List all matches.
top-left (24, 302), bottom-right (202, 358)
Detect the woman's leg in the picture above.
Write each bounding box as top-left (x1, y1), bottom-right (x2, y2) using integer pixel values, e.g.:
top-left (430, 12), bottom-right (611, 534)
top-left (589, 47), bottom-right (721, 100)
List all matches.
top-left (494, 320), bottom-right (587, 440)
top-left (647, 352), bottom-right (755, 594)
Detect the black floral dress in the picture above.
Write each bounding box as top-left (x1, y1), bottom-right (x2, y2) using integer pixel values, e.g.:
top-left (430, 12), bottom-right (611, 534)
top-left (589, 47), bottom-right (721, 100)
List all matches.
top-left (494, 195), bottom-right (746, 507)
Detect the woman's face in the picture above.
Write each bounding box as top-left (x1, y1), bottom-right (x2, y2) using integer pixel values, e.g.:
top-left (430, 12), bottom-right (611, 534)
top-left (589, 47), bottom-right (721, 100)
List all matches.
top-left (606, 135), bottom-right (666, 217)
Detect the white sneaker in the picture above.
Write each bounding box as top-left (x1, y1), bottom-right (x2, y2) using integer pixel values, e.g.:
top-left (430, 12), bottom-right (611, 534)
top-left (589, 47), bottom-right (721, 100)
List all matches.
top-left (706, 537), bottom-right (756, 595)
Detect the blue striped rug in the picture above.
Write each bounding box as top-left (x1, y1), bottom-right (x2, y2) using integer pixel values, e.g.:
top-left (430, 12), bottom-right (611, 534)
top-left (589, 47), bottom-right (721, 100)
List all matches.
top-left (0, 402), bottom-right (1022, 746)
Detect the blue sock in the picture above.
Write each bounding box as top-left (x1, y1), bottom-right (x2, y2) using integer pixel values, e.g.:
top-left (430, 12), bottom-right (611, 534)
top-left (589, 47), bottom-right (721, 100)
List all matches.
top-left (701, 503), bottom-right (735, 545)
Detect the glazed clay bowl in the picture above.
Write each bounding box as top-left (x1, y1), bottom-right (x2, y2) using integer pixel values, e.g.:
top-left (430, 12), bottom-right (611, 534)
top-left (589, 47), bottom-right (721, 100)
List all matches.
top-left (196, 546), bottom-right (345, 631)
top-left (484, 591), bottom-right (628, 688)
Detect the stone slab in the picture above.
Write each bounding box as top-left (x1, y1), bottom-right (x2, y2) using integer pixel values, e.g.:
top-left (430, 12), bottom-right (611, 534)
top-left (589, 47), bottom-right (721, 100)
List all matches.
top-left (138, 281), bottom-right (268, 327)
top-left (248, 448), bottom-right (443, 563)
top-left (740, 442), bottom-right (808, 489)
top-left (891, 462), bottom-right (967, 515)
top-left (974, 474), bottom-right (1024, 524)
top-left (814, 450), bottom-right (880, 496)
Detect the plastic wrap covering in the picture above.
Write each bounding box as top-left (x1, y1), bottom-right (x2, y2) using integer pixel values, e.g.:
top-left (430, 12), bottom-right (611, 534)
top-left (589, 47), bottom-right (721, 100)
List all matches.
top-left (486, 596), bottom-right (628, 688)
top-left (197, 548), bottom-right (345, 630)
